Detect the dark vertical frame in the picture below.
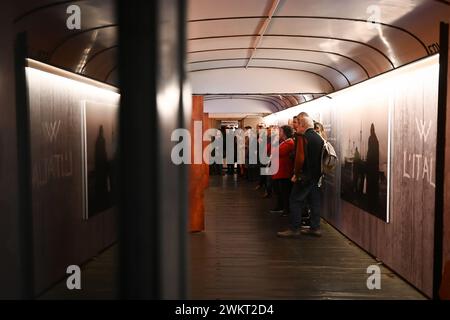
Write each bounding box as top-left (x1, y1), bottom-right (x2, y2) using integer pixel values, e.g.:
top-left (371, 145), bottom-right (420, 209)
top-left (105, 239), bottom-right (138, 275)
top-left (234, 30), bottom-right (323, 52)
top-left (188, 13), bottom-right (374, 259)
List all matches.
top-left (118, 0), bottom-right (158, 299)
top-left (177, 0), bottom-right (189, 300)
top-left (434, 22), bottom-right (449, 300)
top-left (15, 32), bottom-right (34, 299)
top-left (118, 0), bottom-right (187, 299)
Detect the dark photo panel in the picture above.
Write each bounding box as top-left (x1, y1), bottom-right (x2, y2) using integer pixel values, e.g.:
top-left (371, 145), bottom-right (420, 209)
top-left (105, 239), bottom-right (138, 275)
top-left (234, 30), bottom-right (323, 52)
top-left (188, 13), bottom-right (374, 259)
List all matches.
top-left (82, 101), bottom-right (118, 219)
top-left (339, 101), bottom-right (390, 222)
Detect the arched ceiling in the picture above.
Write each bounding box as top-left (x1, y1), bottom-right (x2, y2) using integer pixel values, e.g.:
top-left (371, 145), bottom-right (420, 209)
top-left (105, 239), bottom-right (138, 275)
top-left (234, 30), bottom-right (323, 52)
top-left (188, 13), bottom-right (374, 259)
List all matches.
top-left (12, 0), bottom-right (450, 113)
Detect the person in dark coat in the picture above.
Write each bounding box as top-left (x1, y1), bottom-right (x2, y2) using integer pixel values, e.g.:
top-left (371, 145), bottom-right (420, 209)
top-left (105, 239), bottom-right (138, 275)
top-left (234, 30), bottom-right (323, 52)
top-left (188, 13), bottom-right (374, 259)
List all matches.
top-left (277, 114), bottom-right (324, 238)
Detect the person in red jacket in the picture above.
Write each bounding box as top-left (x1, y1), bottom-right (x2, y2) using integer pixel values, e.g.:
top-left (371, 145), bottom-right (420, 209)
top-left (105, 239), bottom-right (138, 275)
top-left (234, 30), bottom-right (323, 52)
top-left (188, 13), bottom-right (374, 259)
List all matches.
top-left (270, 125), bottom-right (295, 216)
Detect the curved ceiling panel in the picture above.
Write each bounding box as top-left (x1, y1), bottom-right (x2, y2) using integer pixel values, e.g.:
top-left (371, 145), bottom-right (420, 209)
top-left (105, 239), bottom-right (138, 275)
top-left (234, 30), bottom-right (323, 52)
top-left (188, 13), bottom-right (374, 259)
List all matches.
top-left (189, 67), bottom-right (333, 94)
top-left (265, 17), bottom-right (426, 66)
top-left (188, 47), bottom-right (369, 82)
top-left (189, 16), bottom-right (427, 68)
top-left (204, 94), bottom-right (309, 111)
top-left (206, 96), bottom-right (284, 111)
top-left (190, 58), bottom-right (348, 90)
top-left (188, 18), bottom-right (261, 38)
top-left (51, 27), bottom-right (117, 73)
top-left (204, 97), bottom-right (280, 114)
top-left (188, 48), bottom-right (252, 61)
top-left (258, 36), bottom-right (392, 77)
top-left (188, 36), bottom-right (255, 52)
top-left (188, 0), bottom-right (272, 20)
top-left (187, 0), bottom-right (449, 112)
top-left (274, 0), bottom-right (426, 21)
top-left (81, 45), bottom-right (117, 81)
top-left (253, 49), bottom-right (366, 83)
top-left (189, 59), bottom-right (246, 70)
top-left (106, 67), bottom-right (118, 83)
top-left (15, 0), bottom-right (115, 27)
top-left (248, 59), bottom-right (348, 89)
top-left (14, 0), bottom-right (117, 84)
top-left (80, 45), bottom-right (118, 74)
top-left (11, 0), bottom-right (450, 112)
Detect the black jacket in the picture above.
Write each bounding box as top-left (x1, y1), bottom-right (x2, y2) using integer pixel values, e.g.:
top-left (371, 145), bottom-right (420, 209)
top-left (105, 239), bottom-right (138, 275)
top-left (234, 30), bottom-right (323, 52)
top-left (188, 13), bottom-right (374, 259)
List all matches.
top-left (302, 128), bottom-right (324, 184)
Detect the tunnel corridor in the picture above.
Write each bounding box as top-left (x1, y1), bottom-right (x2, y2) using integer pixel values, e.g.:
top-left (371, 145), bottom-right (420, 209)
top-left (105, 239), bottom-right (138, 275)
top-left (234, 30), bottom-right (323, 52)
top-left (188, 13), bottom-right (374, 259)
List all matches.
top-left (0, 0), bottom-right (449, 305)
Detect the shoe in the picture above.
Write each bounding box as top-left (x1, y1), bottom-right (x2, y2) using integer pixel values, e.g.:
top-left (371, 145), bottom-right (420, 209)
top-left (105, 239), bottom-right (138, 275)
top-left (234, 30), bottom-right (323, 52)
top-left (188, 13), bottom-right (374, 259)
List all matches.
top-left (300, 229), bottom-right (322, 237)
top-left (270, 209), bottom-right (283, 214)
top-left (254, 185), bottom-right (262, 191)
top-left (301, 220), bottom-right (310, 227)
top-left (277, 229), bottom-right (301, 238)
top-left (300, 225), bottom-right (310, 229)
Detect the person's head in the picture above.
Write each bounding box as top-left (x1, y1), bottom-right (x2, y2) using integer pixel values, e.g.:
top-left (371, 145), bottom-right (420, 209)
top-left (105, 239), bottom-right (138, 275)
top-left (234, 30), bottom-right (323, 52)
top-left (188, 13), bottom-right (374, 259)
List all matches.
top-left (292, 116), bottom-right (299, 131)
top-left (280, 125), bottom-right (294, 140)
top-left (295, 112), bottom-right (310, 133)
top-left (314, 121), bottom-right (323, 133)
top-left (314, 121), bottom-right (327, 139)
top-left (297, 114), bottom-right (314, 134)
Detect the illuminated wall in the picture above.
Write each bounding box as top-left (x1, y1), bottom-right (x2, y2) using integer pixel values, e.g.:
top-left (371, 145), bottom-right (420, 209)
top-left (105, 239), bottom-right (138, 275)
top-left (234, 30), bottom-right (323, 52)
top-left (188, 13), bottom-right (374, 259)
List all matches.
top-left (265, 55), bottom-right (440, 297)
top-left (26, 62), bottom-right (120, 294)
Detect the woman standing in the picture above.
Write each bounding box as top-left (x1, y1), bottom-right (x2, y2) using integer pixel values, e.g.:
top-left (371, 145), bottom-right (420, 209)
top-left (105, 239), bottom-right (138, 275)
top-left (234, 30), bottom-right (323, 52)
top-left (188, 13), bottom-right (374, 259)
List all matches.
top-left (270, 125), bottom-right (295, 216)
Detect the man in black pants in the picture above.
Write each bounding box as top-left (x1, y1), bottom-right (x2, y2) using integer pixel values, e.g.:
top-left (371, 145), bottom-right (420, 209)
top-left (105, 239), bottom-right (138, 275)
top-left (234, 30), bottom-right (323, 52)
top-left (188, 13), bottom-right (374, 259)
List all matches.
top-left (277, 115), bottom-right (324, 238)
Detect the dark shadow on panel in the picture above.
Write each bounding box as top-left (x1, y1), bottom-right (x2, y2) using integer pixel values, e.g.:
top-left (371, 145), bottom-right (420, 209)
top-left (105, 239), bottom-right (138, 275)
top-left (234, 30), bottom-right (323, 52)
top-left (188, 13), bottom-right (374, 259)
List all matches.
top-left (85, 102), bottom-right (118, 219)
top-left (341, 123), bottom-right (387, 221)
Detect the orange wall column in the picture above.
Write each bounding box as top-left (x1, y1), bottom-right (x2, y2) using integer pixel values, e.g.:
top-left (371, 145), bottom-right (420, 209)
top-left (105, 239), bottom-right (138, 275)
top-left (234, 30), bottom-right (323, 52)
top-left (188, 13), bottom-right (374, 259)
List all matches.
top-left (189, 96), bottom-right (209, 232)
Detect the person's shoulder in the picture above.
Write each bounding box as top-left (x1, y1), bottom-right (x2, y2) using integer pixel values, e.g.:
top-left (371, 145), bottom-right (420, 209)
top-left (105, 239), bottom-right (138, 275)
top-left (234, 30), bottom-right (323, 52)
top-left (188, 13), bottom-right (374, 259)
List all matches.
top-left (305, 128), bottom-right (316, 137)
top-left (307, 129), bottom-right (323, 143)
top-left (286, 138), bottom-right (295, 146)
top-left (280, 139), bottom-right (294, 150)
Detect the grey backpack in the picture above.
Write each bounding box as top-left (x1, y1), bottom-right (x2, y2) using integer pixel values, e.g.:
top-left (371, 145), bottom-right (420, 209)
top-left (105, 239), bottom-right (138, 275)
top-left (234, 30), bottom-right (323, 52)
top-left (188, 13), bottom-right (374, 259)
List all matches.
top-left (321, 138), bottom-right (338, 174)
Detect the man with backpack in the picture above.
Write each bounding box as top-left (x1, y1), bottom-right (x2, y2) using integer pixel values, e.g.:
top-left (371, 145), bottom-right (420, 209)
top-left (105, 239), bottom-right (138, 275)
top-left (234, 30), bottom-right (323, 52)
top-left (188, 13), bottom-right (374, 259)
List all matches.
top-left (277, 114), bottom-right (325, 238)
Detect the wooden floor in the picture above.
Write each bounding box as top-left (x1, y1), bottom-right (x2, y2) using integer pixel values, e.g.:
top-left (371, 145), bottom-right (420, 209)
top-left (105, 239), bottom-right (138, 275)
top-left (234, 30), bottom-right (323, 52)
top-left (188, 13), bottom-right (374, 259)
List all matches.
top-left (40, 174), bottom-right (425, 300)
top-left (39, 245), bottom-right (118, 300)
top-left (189, 175), bottom-right (425, 300)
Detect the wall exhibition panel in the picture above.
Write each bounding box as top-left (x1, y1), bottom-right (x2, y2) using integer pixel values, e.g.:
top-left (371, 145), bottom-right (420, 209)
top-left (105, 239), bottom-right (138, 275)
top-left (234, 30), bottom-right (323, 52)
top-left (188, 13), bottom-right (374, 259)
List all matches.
top-left (265, 55), bottom-right (439, 297)
top-left (26, 60), bottom-right (120, 294)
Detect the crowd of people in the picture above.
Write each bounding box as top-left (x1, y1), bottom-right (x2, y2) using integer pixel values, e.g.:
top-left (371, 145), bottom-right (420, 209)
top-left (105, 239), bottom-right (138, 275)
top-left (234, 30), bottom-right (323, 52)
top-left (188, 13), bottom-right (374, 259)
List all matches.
top-left (210, 112), bottom-right (327, 238)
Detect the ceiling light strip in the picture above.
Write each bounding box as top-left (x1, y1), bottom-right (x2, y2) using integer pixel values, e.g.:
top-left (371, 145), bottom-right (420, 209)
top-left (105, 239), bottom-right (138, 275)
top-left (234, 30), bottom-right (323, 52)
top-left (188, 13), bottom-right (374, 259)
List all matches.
top-left (246, 0), bottom-right (281, 69)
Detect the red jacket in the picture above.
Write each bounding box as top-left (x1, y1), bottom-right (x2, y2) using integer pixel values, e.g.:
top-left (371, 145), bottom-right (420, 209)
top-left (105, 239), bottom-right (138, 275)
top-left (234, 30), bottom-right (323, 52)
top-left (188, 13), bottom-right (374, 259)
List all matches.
top-left (272, 138), bottom-right (295, 180)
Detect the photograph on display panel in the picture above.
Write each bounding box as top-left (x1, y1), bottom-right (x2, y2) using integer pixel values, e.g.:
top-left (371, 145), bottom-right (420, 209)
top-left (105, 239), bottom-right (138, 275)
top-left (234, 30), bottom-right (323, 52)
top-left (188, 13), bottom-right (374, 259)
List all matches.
top-left (81, 100), bottom-right (119, 220)
top-left (339, 95), bottom-right (390, 222)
